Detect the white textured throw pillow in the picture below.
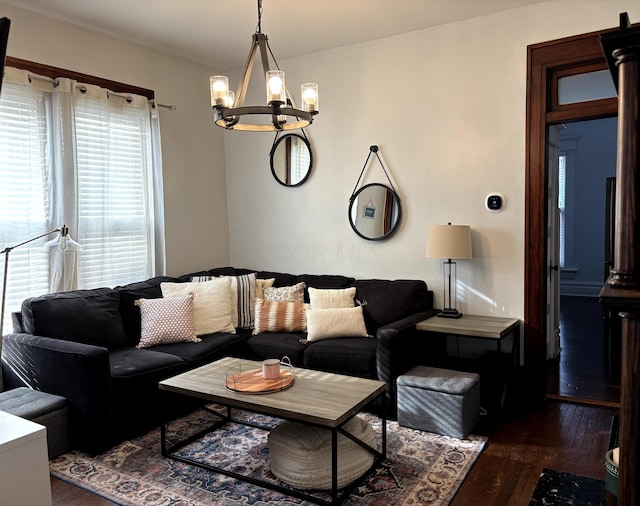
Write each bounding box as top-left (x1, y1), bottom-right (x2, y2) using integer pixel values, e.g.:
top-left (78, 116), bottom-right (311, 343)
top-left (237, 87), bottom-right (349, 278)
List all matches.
top-left (161, 278), bottom-right (236, 336)
top-left (305, 306), bottom-right (369, 342)
top-left (308, 287), bottom-right (356, 309)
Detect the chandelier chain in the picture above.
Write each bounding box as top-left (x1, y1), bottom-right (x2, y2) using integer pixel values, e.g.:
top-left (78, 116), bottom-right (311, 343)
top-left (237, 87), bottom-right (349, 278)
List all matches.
top-left (256, 0), bottom-right (263, 34)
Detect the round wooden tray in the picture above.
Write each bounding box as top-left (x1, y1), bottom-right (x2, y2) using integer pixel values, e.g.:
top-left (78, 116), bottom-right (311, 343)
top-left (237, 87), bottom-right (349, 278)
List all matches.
top-left (225, 367), bottom-right (295, 394)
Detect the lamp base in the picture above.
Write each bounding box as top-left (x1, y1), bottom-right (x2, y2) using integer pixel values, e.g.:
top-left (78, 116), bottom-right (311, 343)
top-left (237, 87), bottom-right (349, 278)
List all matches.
top-left (437, 308), bottom-right (463, 319)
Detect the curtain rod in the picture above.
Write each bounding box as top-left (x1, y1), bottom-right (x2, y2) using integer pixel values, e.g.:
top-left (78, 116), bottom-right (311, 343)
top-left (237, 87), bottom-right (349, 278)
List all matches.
top-left (27, 74), bottom-right (176, 111)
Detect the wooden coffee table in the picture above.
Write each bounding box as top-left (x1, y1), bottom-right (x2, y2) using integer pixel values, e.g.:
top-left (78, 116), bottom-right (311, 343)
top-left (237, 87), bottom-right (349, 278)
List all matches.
top-left (158, 357), bottom-right (387, 505)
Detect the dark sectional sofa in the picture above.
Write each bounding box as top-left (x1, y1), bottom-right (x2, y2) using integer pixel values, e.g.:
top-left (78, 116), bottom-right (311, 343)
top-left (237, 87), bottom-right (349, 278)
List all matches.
top-left (2, 266), bottom-right (437, 454)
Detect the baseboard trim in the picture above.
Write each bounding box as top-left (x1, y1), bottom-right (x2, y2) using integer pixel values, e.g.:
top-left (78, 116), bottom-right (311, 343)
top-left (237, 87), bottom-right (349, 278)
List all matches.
top-left (545, 393), bottom-right (620, 410)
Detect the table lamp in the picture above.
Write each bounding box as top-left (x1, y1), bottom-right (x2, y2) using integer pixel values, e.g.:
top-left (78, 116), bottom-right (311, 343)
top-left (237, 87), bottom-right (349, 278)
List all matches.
top-left (425, 223), bottom-right (472, 318)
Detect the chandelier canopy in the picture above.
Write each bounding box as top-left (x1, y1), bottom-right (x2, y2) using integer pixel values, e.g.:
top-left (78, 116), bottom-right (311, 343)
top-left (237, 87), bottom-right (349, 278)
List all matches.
top-left (210, 0), bottom-right (319, 132)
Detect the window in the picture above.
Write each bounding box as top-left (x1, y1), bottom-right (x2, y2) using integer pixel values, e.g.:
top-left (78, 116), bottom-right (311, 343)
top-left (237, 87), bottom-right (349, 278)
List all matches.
top-left (0, 65), bottom-right (165, 331)
top-left (558, 154), bottom-right (566, 268)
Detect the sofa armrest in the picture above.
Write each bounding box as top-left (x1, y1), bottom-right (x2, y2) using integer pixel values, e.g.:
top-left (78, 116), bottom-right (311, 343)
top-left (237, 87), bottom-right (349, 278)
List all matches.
top-left (375, 309), bottom-right (439, 416)
top-left (2, 332), bottom-right (112, 451)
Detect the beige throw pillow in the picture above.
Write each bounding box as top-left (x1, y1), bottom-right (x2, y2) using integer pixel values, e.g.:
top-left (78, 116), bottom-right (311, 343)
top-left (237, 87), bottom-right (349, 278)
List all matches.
top-left (255, 278), bottom-right (275, 299)
top-left (306, 306), bottom-right (369, 342)
top-left (161, 278), bottom-right (236, 336)
top-left (308, 287), bottom-right (356, 309)
top-left (263, 282), bottom-right (306, 303)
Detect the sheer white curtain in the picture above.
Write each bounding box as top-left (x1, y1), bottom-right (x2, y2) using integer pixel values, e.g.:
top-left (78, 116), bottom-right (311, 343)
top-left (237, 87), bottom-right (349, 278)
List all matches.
top-left (0, 67), bottom-right (166, 331)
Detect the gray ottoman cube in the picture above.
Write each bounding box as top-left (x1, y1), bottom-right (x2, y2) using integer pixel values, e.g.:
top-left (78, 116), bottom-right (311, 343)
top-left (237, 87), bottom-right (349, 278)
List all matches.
top-left (0, 387), bottom-right (69, 458)
top-left (397, 366), bottom-right (480, 439)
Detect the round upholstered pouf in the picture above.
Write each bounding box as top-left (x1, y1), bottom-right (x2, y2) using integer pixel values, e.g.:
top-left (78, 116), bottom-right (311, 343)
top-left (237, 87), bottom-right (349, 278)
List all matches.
top-left (268, 415), bottom-right (375, 490)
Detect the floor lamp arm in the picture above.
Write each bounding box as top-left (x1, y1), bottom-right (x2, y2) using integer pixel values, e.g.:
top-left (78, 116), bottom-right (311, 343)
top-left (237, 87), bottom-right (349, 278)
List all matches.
top-left (0, 227), bottom-right (62, 337)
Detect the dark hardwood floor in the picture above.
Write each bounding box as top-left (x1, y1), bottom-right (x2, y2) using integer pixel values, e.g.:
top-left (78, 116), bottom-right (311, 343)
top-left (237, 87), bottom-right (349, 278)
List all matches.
top-left (546, 295), bottom-right (621, 406)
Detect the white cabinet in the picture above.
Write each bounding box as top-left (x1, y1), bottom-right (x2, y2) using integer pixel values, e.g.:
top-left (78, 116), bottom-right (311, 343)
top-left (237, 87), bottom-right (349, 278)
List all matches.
top-left (0, 410), bottom-right (52, 506)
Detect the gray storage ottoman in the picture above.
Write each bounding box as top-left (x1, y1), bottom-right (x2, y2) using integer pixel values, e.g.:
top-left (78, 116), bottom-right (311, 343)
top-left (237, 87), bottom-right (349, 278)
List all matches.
top-left (0, 387), bottom-right (69, 458)
top-left (397, 366), bottom-right (480, 439)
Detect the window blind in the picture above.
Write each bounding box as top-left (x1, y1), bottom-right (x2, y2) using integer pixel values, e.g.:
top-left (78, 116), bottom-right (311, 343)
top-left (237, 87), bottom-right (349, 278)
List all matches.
top-left (74, 95), bottom-right (154, 288)
top-left (0, 83), bottom-right (51, 331)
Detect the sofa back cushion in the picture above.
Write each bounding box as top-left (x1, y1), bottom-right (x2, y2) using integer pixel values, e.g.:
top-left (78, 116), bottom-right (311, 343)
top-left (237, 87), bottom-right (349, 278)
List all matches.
top-left (21, 287), bottom-right (128, 350)
top-left (350, 279), bottom-right (431, 332)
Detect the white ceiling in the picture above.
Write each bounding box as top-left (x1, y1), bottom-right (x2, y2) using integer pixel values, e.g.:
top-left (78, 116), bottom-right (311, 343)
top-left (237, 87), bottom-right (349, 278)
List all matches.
top-left (5, 0), bottom-right (549, 70)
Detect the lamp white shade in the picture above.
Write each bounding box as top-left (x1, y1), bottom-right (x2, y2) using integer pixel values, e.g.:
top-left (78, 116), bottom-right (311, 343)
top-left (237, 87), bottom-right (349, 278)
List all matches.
top-left (425, 224), bottom-right (472, 259)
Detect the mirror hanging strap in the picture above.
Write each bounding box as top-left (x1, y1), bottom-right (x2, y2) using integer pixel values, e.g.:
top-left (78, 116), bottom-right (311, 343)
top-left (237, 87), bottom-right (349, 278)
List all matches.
top-left (350, 145), bottom-right (397, 201)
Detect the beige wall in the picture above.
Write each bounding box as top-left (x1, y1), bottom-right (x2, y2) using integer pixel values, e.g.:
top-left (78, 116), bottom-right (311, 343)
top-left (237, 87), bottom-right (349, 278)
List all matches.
top-left (0, 1), bottom-right (230, 276)
top-left (225, 0), bottom-right (640, 319)
top-left (3, 0), bottom-right (640, 320)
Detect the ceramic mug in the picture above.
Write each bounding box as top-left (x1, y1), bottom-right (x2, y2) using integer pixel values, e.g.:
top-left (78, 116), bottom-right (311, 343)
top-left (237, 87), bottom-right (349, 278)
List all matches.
top-left (262, 359), bottom-right (280, 380)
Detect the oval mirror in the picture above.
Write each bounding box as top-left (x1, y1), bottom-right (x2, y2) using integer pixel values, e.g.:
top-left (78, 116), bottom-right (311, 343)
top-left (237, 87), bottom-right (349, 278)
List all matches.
top-left (348, 183), bottom-right (402, 240)
top-left (270, 133), bottom-right (313, 187)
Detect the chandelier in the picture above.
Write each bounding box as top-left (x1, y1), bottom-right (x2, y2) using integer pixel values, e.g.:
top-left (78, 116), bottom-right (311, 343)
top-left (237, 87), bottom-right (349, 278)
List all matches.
top-left (209, 0), bottom-right (319, 132)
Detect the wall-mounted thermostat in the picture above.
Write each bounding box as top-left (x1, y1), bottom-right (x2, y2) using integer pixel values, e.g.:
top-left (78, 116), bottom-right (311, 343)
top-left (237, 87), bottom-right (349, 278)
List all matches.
top-left (485, 193), bottom-right (505, 212)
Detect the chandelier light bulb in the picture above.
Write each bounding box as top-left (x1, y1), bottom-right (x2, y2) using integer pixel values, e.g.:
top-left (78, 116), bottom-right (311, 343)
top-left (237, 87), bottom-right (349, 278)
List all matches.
top-left (210, 76), bottom-right (229, 107)
top-left (266, 70), bottom-right (285, 104)
top-left (301, 83), bottom-right (319, 113)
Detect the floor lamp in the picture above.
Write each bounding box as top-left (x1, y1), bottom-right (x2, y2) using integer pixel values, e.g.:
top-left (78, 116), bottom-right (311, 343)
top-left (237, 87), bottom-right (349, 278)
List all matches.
top-left (425, 223), bottom-right (473, 318)
top-left (0, 224), bottom-right (81, 340)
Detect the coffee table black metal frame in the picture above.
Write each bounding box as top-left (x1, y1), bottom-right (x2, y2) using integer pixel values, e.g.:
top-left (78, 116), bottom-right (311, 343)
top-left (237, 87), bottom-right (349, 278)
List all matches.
top-left (159, 359), bottom-right (387, 506)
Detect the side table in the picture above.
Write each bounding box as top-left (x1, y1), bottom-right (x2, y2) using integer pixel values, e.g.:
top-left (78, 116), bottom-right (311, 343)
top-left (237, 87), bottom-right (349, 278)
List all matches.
top-left (415, 314), bottom-right (521, 415)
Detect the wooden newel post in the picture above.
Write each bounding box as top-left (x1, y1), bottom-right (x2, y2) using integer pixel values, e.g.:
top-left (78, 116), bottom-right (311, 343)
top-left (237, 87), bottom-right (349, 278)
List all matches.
top-left (600, 13), bottom-right (640, 505)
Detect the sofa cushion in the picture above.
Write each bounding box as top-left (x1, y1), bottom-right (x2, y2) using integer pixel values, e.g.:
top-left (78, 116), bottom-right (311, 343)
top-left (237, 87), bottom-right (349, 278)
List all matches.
top-left (116, 276), bottom-right (177, 346)
top-left (243, 332), bottom-right (308, 366)
top-left (161, 278), bottom-right (236, 336)
top-left (149, 332), bottom-right (246, 367)
top-left (21, 287), bottom-right (128, 350)
top-left (135, 294), bottom-right (198, 348)
top-left (305, 306), bottom-right (369, 342)
top-left (303, 338), bottom-right (377, 379)
top-left (350, 279), bottom-right (430, 332)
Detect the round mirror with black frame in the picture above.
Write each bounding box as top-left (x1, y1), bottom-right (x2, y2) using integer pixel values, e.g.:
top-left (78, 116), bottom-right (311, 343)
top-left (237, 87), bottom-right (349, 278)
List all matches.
top-left (270, 133), bottom-right (313, 187)
top-left (348, 183), bottom-right (401, 240)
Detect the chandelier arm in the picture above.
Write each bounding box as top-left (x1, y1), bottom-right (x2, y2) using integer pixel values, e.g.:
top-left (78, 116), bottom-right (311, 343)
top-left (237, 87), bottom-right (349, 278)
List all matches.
top-left (234, 35), bottom-right (260, 108)
top-left (257, 33), bottom-right (271, 75)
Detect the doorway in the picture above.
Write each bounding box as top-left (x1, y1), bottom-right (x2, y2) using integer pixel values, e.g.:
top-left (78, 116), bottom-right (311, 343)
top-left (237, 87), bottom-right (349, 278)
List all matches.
top-left (525, 28), bottom-right (620, 405)
top-left (545, 117), bottom-right (620, 405)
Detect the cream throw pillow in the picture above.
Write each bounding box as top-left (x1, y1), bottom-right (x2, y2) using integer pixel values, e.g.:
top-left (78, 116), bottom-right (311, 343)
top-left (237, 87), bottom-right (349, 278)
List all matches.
top-left (308, 287), bottom-right (356, 309)
top-left (161, 278), bottom-right (236, 336)
top-left (305, 306), bottom-right (369, 342)
top-left (255, 278), bottom-right (275, 299)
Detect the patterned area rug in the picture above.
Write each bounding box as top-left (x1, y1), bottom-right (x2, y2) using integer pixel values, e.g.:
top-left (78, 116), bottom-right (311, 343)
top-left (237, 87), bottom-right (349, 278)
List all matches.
top-left (50, 406), bottom-right (487, 505)
top-left (529, 468), bottom-right (606, 505)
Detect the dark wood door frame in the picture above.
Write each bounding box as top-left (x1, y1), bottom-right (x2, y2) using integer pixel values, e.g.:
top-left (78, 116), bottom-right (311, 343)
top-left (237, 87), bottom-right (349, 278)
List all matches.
top-left (525, 30), bottom-right (617, 377)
